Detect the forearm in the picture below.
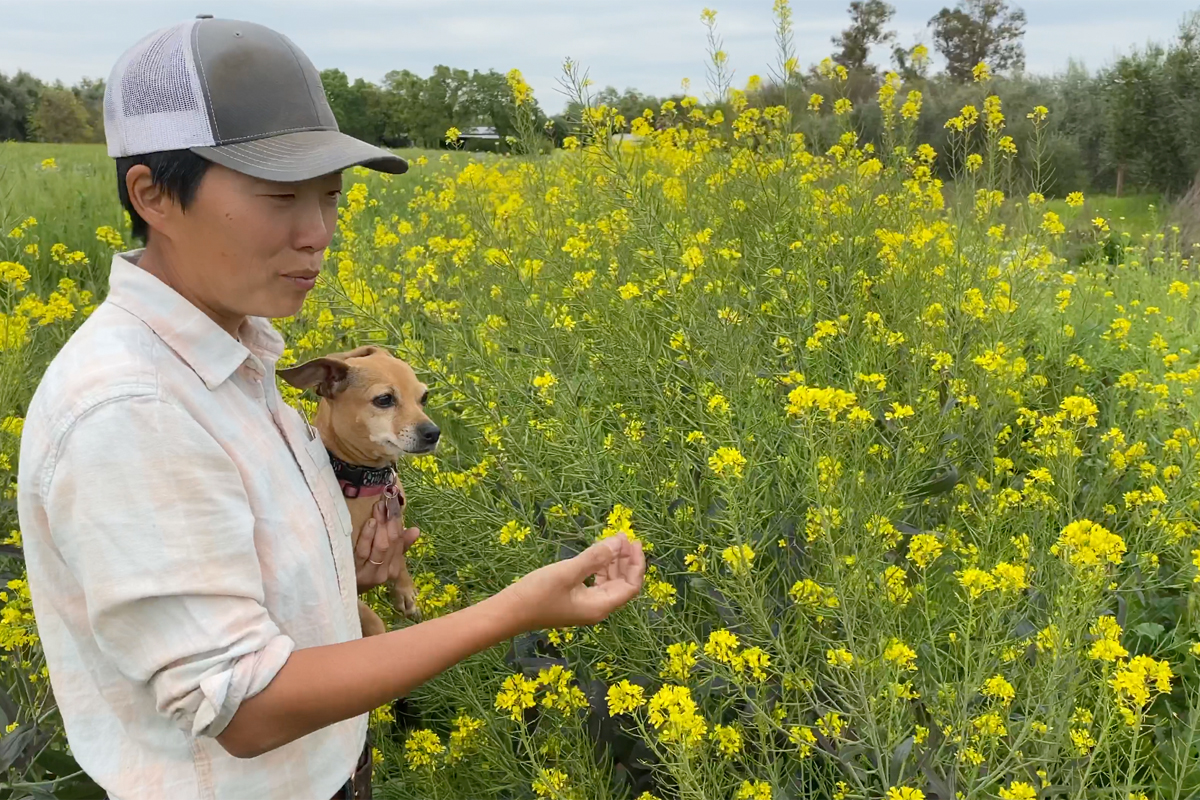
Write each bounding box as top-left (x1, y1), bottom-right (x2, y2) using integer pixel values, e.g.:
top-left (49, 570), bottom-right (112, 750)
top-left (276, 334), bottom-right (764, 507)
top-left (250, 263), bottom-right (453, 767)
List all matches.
top-left (216, 589), bottom-right (526, 758)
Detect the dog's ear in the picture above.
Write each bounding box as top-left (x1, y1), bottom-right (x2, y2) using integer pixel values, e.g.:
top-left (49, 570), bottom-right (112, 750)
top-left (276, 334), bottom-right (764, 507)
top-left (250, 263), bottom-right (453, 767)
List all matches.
top-left (335, 345), bottom-right (382, 360)
top-left (277, 357), bottom-right (351, 398)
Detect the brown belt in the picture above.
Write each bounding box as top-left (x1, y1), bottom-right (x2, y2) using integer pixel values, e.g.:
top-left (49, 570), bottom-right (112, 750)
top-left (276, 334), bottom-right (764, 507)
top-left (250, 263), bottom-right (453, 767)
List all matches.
top-left (330, 730), bottom-right (373, 800)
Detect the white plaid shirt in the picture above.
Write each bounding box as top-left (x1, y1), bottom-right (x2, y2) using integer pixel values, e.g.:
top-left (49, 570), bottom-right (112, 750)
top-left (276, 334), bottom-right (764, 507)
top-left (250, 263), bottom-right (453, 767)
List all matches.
top-left (18, 250), bottom-right (367, 800)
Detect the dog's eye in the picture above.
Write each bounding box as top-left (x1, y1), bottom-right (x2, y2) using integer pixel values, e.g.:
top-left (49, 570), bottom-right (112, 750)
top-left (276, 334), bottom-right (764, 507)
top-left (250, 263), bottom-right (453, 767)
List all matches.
top-left (372, 394), bottom-right (395, 408)
top-left (419, 390), bottom-right (429, 406)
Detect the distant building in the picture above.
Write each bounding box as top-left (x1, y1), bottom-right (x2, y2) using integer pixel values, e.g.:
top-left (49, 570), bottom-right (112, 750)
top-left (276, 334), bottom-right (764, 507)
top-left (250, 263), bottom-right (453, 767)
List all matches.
top-left (459, 126), bottom-right (499, 141)
top-left (455, 125), bottom-right (502, 152)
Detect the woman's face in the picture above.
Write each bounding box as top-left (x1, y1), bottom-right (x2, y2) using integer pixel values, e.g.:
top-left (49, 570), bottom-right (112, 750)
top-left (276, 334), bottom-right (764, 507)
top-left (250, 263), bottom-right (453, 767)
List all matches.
top-left (129, 161), bottom-right (343, 330)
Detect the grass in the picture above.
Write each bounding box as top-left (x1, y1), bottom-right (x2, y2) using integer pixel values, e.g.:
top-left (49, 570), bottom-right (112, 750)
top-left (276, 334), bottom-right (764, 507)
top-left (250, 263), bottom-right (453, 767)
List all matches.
top-left (1044, 193), bottom-right (1165, 239)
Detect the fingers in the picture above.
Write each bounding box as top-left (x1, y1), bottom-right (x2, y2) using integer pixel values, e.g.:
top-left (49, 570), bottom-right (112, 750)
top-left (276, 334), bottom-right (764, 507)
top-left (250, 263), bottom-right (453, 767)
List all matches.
top-left (608, 574), bottom-right (643, 606)
top-left (355, 517), bottom-right (377, 564)
top-left (592, 557), bottom-right (645, 609)
top-left (572, 534), bottom-right (624, 581)
top-left (623, 537), bottom-right (646, 585)
top-left (573, 536), bottom-right (645, 621)
top-left (584, 537), bottom-right (645, 618)
top-left (368, 513), bottom-right (393, 569)
top-left (373, 498), bottom-right (392, 532)
top-left (609, 536), bottom-right (629, 582)
top-left (572, 579), bottom-right (639, 626)
top-left (400, 526), bottom-right (420, 552)
top-left (355, 502), bottom-right (403, 572)
top-left (603, 535), bottom-right (638, 585)
top-left (384, 506), bottom-right (402, 545)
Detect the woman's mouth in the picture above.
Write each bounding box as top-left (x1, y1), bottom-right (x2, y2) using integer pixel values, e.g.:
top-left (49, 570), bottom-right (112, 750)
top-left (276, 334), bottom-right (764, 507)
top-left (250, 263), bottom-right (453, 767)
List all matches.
top-left (283, 272), bottom-right (319, 290)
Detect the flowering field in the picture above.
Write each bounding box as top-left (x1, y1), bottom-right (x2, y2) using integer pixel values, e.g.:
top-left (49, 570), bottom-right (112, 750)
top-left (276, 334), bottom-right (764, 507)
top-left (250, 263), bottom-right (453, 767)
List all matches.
top-left (5, 33), bottom-right (1200, 800)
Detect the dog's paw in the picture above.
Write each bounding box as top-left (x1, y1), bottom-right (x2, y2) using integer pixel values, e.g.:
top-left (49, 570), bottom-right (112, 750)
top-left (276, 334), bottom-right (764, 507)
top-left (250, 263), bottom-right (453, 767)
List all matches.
top-left (394, 584), bottom-right (422, 622)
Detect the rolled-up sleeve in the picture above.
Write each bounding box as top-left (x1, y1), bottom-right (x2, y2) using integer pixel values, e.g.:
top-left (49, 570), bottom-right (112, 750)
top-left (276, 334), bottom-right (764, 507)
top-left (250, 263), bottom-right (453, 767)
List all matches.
top-left (45, 394), bottom-right (295, 739)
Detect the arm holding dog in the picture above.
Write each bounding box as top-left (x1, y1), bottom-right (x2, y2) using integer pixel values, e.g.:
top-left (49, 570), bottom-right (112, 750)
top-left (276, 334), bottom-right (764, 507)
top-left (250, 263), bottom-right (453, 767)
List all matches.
top-left (215, 532), bottom-right (645, 758)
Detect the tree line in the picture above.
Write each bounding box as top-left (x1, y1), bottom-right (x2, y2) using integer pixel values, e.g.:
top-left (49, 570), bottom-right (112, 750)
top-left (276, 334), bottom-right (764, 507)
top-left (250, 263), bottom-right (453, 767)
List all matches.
top-left (2, 0), bottom-right (1199, 199)
top-left (0, 65), bottom-right (548, 153)
top-left (794, 0), bottom-right (1200, 199)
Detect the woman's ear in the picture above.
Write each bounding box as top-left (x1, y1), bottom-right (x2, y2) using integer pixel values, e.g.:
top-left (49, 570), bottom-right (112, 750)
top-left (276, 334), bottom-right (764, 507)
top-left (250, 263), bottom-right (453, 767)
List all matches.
top-left (125, 164), bottom-right (173, 239)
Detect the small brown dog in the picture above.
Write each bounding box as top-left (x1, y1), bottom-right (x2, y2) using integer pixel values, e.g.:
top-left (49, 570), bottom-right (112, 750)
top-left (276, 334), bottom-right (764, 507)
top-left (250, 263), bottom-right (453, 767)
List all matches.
top-left (279, 345), bottom-right (439, 637)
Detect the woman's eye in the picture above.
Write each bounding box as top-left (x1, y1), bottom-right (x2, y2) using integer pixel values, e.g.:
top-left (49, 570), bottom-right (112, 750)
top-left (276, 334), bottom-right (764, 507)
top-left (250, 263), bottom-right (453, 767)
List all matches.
top-left (373, 394), bottom-right (395, 409)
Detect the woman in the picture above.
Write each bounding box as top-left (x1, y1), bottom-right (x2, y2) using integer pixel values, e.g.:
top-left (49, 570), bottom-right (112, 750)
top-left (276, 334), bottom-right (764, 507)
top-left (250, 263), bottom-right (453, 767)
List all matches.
top-left (17, 16), bottom-right (644, 800)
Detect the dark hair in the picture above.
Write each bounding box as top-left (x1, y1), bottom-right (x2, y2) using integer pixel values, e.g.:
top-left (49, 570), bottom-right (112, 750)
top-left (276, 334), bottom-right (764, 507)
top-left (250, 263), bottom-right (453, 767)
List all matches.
top-left (115, 149), bottom-right (213, 243)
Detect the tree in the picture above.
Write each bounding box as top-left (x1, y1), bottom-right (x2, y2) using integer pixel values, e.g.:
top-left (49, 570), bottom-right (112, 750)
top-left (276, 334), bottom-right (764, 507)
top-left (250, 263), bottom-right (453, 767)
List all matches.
top-left (319, 69), bottom-right (388, 145)
top-left (379, 69), bottom-right (426, 147)
top-left (72, 77), bottom-right (106, 144)
top-left (1053, 60), bottom-right (1110, 190)
top-left (929, 0), bottom-right (1026, 81)
top-left (0, 71), bottom-right (44, 141)
top-left (413, 65), bottom-right (474, 149)
top-left (1165, 13), bottom-right (1200, 192)
top-left (1102, 13), bottom-right (1200, 198)
top-left (28, 85), bottom-right (92, 143)
top-left (832, 1), bottom-right (897, 73)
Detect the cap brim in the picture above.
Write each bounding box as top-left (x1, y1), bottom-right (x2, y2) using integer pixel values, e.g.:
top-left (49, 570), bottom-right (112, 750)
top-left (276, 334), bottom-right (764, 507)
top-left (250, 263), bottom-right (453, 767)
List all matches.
top-left (190, 130), bottom-right (408, 182)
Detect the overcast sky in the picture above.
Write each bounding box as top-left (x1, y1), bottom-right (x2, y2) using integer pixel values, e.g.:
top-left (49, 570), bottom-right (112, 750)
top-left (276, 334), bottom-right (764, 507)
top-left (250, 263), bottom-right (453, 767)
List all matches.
top-left (2, 1), bottom-right (1196, 114)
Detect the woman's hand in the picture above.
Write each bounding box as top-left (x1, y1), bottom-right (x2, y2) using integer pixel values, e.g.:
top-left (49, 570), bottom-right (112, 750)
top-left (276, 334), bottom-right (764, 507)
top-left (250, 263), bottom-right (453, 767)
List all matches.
top-left (355, 500), bottom-right (419, 594)
top-left (499, 533), bottom-right (646, 631)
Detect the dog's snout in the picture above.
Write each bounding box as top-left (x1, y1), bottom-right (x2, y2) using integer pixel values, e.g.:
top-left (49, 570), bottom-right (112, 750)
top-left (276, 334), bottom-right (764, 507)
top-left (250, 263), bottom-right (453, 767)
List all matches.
top-left (418, 422), bottom-right (440, 447)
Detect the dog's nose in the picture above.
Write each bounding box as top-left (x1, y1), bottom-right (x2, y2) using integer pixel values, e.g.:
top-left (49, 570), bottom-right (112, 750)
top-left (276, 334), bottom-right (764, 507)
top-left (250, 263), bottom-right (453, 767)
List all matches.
top-left (418, 422), bottom-right (440, 447)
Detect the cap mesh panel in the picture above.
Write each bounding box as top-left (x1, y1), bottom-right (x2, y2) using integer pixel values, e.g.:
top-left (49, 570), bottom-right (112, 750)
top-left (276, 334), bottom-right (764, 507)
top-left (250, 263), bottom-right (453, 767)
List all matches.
top-left (103, 20), bottom-right (216, 157)
top-left (121, 27), bottom-right (198, 115)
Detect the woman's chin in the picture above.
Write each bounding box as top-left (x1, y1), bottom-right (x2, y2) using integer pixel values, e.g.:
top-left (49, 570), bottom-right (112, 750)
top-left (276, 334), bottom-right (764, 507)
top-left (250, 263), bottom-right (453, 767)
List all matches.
top-left (259, 292), bottom-right (310, 320)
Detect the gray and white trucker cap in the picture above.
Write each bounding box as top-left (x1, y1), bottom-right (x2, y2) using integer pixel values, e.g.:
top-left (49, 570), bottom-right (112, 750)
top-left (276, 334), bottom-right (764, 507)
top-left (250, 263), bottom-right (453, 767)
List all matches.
top-left (103, 15), bottom-right (408, 181)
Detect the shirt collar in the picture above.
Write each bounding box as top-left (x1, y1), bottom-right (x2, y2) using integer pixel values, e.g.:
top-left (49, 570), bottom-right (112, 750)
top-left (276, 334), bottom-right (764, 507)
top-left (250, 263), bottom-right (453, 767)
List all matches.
top-left (106, 249), bottom-right (286, 391)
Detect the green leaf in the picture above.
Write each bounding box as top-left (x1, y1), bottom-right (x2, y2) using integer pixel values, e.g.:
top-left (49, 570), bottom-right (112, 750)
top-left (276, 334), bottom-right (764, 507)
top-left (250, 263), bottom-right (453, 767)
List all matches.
top-left (1134, 622), bottom-right (1165, 639)
top-left (0, 724), bottom-right (33, 772)
top-left (890, 735), bottom-right (914, 784)
top-left (34, 747), bottom-right (81, 778)
top-left (0, 684), bottom-right (16, 729)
